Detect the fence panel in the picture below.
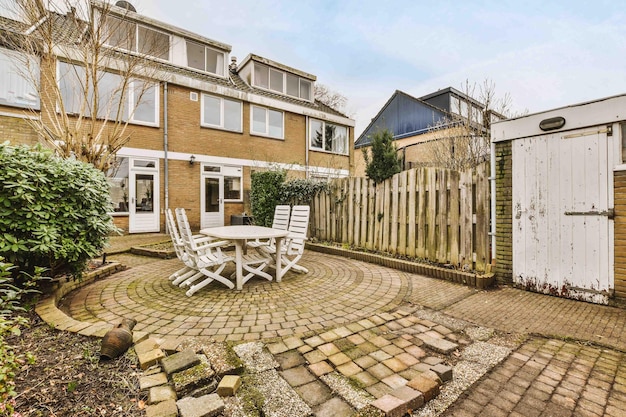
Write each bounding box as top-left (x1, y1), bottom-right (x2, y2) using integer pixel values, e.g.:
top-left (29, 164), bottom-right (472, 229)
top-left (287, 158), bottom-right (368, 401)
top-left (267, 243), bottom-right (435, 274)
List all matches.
top-left (311, 162), bottom-right (491, 272)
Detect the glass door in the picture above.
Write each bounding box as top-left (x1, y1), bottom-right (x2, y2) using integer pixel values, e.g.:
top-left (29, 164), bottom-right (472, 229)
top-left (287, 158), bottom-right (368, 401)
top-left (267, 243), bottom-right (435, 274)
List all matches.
top-left (129, 159), bottom-right (159, 233)
top-left (201, 173), bottom-right (224, 228)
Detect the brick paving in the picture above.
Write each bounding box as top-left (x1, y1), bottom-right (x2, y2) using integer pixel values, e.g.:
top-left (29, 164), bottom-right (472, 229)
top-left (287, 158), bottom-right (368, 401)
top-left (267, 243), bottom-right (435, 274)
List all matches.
top-left (66, 251), bottom-right (410, 341)
top-left (442, 337), bottom-right (626, 417)
top-left (443, 287), bottom-right (626, 351)
top-left (43, 235), bottom-right (626, 416)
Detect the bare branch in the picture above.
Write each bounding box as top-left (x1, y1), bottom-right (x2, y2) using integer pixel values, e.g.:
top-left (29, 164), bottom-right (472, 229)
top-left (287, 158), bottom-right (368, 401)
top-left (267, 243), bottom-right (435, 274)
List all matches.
top-left (314, 83), bottom-right (347, 112)
top-left (0, 0), bottom-right (166, 171)
top-left (417, 79), bottom-right (511, 169)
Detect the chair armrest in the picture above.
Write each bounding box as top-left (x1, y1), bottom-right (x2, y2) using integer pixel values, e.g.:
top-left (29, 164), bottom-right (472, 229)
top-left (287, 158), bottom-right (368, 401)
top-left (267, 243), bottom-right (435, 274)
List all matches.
top-left (285, 233), bottom-right (308, 241)
top-left (192, 236), bottom-right (215, 245)
top-left (196, 239), bottom-right (231, 251)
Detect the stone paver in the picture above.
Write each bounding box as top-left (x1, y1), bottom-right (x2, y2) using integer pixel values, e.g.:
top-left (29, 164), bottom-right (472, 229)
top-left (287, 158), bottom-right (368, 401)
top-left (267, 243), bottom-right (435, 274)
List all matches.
top-left (443, 287), bottom-right (626, 351)
top-left (442, 337), bottom-right (626, 417)
top-left (161, 349), bottom-right (200, 375)
top-left (39, 236), bottom-right (626, 417)
top-left (176, 393), bottom-right (224, 417)
top-left (64, 251), bottom-right (409, 340)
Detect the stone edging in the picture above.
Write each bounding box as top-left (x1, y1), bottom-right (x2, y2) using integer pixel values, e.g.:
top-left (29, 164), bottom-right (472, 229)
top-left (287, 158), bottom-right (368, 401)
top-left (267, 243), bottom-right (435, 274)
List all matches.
top-left (33, 262), bottom-right (149, 339)
top-left (130, 244), bottom-right (175, 259)
top-left (306, 243), bottom-right (494, 289)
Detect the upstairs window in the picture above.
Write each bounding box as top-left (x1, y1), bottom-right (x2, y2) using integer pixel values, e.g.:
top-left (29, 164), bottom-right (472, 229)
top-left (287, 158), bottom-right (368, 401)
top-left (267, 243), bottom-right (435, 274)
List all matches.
top-left (251, 105), bottom-right (283, 139)
top-left (186, 41), bottom-right (225, 76)
top-left (58, 61), bottom-right (159, 126)
top-left (0, 48), bottom-right (39, 109)
top-left (253, 62), bottom-right (312, 101)
top-left (201, 93), bottom-right (242, 132)
top-left (105, 15), bottom-right (170, 61)
top-left (309, 119), bottom-right (348, 155)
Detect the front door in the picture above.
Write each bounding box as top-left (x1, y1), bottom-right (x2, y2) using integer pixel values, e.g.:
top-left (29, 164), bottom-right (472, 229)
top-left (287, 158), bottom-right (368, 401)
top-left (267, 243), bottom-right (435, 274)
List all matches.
top-left (201, 171), bottom-right (224, 228)
top-left (511, 129), bottom-right (614, 303)
top-left (129, 159), bottom-right (160, 233)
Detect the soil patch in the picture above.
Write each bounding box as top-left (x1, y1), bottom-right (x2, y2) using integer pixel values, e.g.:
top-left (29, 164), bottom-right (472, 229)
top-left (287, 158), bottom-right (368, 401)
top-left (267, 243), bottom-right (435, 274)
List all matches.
top-left (11, 311), bottom-right (146, 416)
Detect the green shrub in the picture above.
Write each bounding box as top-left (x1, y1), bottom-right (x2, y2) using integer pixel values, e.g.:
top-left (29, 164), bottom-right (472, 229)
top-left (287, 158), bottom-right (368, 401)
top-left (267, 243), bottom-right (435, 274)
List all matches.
top-left (0, 258), bottom-right (40, 417)
top-left (250, 170), bottom-right (328, 227)
top-left (0, 143), bottom-right (116, 279)
top-left (363, 129), bottom-right (401, 183)
top-left (250, 169), bottom-right (287, 227)
top-left (279, 179), bottom-right (328, 205)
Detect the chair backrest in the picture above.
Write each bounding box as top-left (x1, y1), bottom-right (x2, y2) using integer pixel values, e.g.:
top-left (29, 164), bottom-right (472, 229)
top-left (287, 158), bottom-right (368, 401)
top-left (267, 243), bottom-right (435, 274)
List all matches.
top-left (287, 205), bottom-right (310, 254)
top-left (165, 208), bottom-right (186, 260)
top-left (175, 208), bottom-right (201, 252)
top-left (175, 207), bottom-right (224, 264)
top-left (288, 205), bottom-right (310, 235)
top-left (273, 205), bottom-right (291, 230)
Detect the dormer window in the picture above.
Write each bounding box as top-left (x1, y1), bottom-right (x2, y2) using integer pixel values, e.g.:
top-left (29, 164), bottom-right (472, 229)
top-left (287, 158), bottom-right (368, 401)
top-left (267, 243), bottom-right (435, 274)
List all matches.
top-left (253, 62), bottom-right (312, 101)
top-left (105, 15), bottom-right (170, 61)
top-left (186, 41), bottom-right (225, 77)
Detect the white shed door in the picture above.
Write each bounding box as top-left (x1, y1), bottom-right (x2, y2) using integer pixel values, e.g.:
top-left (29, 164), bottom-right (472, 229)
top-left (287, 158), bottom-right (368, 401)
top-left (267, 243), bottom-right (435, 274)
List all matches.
top-left (512, 129), bottom-right (614, 304)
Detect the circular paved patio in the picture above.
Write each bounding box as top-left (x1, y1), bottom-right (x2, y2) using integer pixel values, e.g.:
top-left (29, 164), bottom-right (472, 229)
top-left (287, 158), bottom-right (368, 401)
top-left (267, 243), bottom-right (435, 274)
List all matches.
top-left (64, 251), bottom-right (410, 341)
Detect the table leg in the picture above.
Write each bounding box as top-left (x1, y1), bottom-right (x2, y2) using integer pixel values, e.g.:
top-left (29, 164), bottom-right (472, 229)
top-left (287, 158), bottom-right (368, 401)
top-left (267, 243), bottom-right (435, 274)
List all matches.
top-left (235, 240), bottom-right (243, 290)
top-left (275, 237), bottom-right (283, 282)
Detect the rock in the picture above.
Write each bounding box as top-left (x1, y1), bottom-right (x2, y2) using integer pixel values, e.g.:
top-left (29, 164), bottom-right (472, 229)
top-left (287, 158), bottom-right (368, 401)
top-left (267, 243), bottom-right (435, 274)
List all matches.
top-left (161, 350), bottom-right (201, 376)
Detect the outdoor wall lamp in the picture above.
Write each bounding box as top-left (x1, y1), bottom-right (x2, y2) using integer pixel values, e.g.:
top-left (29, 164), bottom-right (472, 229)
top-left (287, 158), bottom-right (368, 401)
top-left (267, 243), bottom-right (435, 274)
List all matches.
top-left (539, 116), bottom-right (566, 131)
top-left (189, 155), bottom-right (196, 165)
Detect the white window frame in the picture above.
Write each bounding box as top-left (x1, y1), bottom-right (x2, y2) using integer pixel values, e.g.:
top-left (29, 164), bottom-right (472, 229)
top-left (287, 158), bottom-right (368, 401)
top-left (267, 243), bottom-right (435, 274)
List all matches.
top-left (223, 165), bottom-right (243, 202)
top-left (185, 41), bottom-right (226, 77)
top-left (57, 61), bottom-right (159, 127)
top-left (0, 48), bottom-right (39, 109)
top-left (128, 80), bottom-right (159, 127)
top-left (105, 16), bottom-right (171, 62)
top-left (309, 118), bottom-right (349, 155)
top-left (252, 62), bottom-right (313, 102)
top-left (200, 93), bottom-right (242, 132)
top-left (251, 105), bottom-right (284, 139)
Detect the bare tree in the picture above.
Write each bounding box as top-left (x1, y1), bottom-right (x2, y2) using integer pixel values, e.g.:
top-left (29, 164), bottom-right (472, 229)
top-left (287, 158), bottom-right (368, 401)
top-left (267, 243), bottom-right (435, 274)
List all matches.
top-left (314, 83), bottom-right (347, 113)
top-left (0, 0), bottom-right (165, 171)
top-left (423, 79), bottom-right (512, 170)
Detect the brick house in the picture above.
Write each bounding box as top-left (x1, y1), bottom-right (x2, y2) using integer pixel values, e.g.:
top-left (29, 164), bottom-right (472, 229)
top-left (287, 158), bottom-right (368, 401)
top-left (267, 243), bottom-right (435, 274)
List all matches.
top-left (354, 88), bottom-right (504, 175)
top-left (0, 1), bottom-right (354, 233)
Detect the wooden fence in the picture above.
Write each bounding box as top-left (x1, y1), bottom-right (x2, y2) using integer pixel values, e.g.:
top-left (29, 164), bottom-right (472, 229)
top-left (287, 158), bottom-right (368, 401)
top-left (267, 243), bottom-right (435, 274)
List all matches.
top-left (310, 162), bottom-right (491, 272)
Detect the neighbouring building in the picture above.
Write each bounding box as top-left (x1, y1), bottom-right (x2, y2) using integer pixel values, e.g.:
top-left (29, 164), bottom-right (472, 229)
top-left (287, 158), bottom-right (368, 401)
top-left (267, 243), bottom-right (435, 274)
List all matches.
top-left (354, 87), bottom-right (504, 175)
top-left (0, 0), bottom-right (354, 232)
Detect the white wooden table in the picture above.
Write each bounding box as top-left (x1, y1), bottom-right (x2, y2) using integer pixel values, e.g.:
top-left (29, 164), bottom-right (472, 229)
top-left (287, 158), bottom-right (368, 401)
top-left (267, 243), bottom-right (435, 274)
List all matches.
top-left (200, 225), bottom-right (289, 290)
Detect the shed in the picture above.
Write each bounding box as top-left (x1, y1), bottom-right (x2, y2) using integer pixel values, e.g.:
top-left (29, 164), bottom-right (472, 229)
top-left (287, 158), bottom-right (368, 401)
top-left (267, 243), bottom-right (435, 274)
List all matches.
top-left (491, 94), bottom-right (626, 305)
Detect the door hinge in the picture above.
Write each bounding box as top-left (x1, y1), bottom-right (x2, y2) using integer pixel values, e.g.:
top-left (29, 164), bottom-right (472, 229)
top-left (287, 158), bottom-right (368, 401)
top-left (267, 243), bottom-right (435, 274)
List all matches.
top-left (564, 208), bottom-right (614, 219)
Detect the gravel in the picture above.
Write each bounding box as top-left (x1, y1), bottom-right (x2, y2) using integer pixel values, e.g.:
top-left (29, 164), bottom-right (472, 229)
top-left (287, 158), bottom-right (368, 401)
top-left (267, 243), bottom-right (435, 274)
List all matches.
top-left (412, 309), bottom-right (471, 332)
top-left (464, 326), bottom-right (496, 341)
top-left (253, 370), bottom-right (312, 417)
top-left (320, 371), bottom-right (374, 410)
top-left (233, 342), bottom-right (310, 417)
top-left (413, 339), bottom-right (513, 417)
top-left (233, 342), bottom-right (279, 373)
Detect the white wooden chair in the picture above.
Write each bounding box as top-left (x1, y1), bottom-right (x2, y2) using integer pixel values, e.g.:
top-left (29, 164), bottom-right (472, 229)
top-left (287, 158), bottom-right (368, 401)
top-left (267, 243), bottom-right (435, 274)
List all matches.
top-left (255, 205), bottom-right (310, 277)
top-left (175, 208), bottom-right (235, 295)
top-left (246, 205), bottom-right (290, 249)
top-left (165, 208), bottom-right (202, 286)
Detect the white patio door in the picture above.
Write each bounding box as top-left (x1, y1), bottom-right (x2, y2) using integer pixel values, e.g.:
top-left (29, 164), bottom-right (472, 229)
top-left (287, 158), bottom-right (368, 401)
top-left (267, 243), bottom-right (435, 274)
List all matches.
top-left (129, 159), bottom-right (160, 233)
top-left (512, 129), bottom-right (614, 304)
top-left (201, 168), bottom-right (224, 228)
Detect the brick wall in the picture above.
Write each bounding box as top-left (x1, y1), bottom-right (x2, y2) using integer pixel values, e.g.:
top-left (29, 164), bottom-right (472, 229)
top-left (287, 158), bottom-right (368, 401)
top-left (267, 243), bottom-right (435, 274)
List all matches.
top-left (0, 112), bottom-right (41, 146)
top-left (494, 141), bottom-right (513, 284)
top-left (0, 71), bottom-right (352, 232)
top-left (614, 171), bottom-right (626, 301)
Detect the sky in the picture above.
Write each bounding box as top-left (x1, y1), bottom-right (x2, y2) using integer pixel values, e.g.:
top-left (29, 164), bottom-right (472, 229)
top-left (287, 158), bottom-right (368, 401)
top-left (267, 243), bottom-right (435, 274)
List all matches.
top-left (8, 0), bottom-right (626, 138)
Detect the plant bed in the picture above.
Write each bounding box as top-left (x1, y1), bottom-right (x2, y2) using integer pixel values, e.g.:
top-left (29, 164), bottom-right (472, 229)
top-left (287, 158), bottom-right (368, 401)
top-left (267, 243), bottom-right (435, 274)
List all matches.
top-left (307, 241), bottom-right (495, 290)
top-left (130, 241), bottom-right (175, 259)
